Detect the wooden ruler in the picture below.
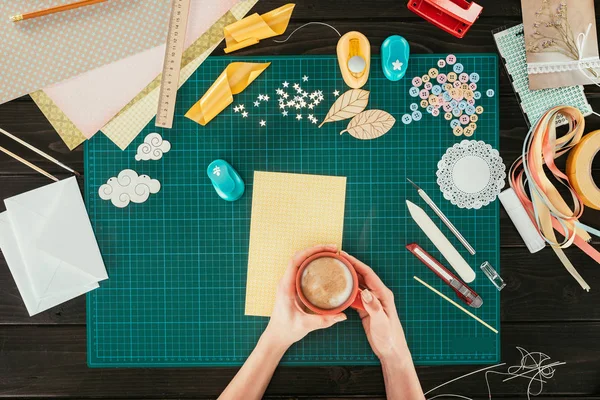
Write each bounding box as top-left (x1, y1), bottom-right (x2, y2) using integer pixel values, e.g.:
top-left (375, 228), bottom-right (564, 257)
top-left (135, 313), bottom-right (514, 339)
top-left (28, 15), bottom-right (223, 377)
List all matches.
top-left (155, 0), bottom-right (191, 129)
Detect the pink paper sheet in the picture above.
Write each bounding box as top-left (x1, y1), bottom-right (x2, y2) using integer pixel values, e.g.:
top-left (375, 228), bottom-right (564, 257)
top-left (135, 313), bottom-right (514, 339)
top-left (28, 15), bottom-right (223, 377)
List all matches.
top-left (43, 0), bottom-right (240, 138)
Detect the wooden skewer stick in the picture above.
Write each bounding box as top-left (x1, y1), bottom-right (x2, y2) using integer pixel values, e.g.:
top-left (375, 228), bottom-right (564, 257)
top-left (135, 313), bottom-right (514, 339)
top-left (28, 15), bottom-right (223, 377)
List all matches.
top-left (413, 275), bottom-right (498, 334)
top-left (10, 0), bottom-right (108, 22)
top-left (0, 128), bottom-right (79, 175)
top-left (0, 146), bottom-right (58, 182)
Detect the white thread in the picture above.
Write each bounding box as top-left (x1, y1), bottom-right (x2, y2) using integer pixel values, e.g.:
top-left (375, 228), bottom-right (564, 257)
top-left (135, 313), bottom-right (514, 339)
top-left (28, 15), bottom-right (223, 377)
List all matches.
top-left (273, 22), bottom-right (341, 43)
top-left (424, 347), bottom-right (565, 400)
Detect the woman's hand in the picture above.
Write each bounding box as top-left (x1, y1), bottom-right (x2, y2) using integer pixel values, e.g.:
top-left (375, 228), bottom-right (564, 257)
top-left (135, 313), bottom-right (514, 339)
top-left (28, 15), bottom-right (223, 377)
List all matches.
top-left (341, 251), bottom-right (411, 363)
top-left (264, 244), bottom-right (348, 350)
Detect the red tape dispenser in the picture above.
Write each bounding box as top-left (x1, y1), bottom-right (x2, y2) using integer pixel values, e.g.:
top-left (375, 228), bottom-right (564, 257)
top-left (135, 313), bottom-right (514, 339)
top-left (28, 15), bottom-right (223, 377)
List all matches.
top-left (407, 0), bottom-right (483, 38)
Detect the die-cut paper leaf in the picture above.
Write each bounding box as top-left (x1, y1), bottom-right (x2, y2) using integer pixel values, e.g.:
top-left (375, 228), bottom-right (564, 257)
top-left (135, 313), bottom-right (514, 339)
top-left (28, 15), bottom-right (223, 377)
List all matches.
top-left (339, 110), bottom-right (396, 140)
top-left (318, 89), bottom-right (369, 128)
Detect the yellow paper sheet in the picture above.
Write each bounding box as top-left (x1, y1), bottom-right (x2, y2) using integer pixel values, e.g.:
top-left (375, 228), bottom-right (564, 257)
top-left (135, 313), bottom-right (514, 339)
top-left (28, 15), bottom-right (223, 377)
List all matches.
top-left (245, 172), bottom-right (347, 317)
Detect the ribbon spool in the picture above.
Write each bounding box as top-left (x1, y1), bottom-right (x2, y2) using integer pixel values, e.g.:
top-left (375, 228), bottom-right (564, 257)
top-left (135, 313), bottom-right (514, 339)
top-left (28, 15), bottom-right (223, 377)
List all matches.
top-left (567, 130), bottom-right (600, 210)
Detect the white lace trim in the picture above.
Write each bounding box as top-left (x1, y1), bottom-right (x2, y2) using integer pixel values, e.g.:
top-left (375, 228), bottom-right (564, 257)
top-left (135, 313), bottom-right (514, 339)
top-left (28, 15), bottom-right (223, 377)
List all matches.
top-left (527, 58), bottom-right (600, 74)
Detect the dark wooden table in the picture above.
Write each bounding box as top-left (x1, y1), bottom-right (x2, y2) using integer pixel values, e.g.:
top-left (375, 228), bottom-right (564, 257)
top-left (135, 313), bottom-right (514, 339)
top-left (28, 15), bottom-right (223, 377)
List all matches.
top-left (1, 1), bottom-right (600, 398)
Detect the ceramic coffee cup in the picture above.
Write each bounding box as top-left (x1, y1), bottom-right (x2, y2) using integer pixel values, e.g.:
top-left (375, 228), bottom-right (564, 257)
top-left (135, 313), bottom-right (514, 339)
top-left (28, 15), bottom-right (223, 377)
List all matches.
top-left (295, 251), bottom-right (365, 315)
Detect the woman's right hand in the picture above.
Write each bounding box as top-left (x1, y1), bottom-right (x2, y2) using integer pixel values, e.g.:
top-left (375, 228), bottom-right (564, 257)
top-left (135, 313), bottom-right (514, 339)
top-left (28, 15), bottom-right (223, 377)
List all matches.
top-left (342, 251), bottom-right (411, 363)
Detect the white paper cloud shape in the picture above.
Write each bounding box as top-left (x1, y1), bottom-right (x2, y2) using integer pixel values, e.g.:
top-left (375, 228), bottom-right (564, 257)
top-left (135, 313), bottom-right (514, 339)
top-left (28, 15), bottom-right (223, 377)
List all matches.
top-left (98, 169), bottom-right (161, 208)
top-left (135, 133), bottom-right (171, 161)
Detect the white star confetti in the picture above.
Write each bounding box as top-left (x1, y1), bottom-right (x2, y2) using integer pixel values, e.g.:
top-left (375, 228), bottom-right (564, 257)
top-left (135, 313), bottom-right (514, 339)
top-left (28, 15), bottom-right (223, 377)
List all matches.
top-left (241, 111), bottom-right (248, 118)
top-left (259, 119), bottom-right (266, 127)
top-left (293, 83), bottom-right (300, 90)
top-left (311, 118), bottom-right (318, 124)
top-left (254, 101), bottom-right (260, 107)
top-left (258, 94), bottom-right (265, 101)
top-left (282, 81), bottom-right (289, 88)
top-left (333, 90), bottom-right (340, 97)
top-left (308, 114), bottom-right (314, 120)
top-left (296, 114), bottom-right (302, 120)
top-left (282, 110), bottom-right (288, 117)
top-left (276, 88), bottom-right (284, 95)
top-left (238, 104), bottom-right (245, 111)
top-left (233, 106), bottom-right (240, 112)
top-left (279, 103), bottom-right (286, 109)
top-left (283, 93), bottom-right (289, 99)
top-left (263, 95), bottom-right (270, 101)
top-left (302, 75), bottom-right (309, 82)
top-left (308, 103), bottom-right (314, 109)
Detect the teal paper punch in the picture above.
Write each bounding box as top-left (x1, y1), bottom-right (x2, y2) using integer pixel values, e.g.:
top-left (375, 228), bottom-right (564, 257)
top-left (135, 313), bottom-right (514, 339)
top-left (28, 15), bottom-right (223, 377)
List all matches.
top-left (207, 159), bottom-right (245, 201)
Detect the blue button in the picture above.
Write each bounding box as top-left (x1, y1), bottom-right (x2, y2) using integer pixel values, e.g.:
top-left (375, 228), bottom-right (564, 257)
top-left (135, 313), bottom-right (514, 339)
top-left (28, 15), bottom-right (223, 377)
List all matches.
top-left (431, 85), bottom-right (442, 95)
top-left (474, 91), bottom-right (481, 100)
top-left (450, 119), bottom-right (460, 128)
top-left (486, 89), bottom-right (495, 97)
top-left (453, 63), bottom-right (464, 73)
top-left (410, 103), bottom-right (418, 111)
top-left (458, 100), bottom-right (467, 110)
top-left (465, 105), bottom-right (476, 115)
top-left (450, 100), bottom-right (458, 108)
top-left (469, 72), bottom-right (480, 83)
top-left (452, 108), bottom-right (462, 117)
top-left (402, 114), bottom-right (412, 124)
top-left (412, 110), bottom-right (422, 121)
top-left (409, 87), bottom-right (419, 97)
top-left (426, 105), bottom-right (434, 113)
top-left (443, 92), bottom-right (452, 102)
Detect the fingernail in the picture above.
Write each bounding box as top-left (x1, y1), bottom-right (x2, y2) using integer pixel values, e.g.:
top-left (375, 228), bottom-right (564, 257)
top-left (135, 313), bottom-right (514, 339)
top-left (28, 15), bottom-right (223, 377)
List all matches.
top-left (362, 289), bottom-right (373, 303)
top-left (334, 314), bottom-right (347, 322)
top-left (327, 244), bottom-right (337, 248)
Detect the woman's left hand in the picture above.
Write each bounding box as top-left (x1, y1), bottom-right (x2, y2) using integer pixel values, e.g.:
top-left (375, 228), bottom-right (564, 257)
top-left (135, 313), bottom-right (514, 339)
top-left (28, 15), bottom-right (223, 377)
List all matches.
top-left (264, 244), bottom-right (348, 349)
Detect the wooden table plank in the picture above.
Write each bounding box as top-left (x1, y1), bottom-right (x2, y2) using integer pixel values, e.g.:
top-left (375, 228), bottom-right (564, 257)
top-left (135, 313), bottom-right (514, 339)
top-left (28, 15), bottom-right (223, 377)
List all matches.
top-left (0, 323), bottom-right (596, 398)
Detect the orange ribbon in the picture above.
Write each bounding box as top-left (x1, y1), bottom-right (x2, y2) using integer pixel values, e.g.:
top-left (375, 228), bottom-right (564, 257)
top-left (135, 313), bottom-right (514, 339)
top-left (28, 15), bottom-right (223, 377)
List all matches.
top-left (510, 106), bottom-right (599, 291)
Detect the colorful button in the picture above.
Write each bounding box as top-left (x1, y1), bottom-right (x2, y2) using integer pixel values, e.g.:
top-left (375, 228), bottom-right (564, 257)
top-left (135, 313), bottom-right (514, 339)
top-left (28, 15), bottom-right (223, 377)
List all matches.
top-left (402, 114), bottom-right (412, 124)
top-left (410, 103), bottom-right (419, 111)
top-left (432, 85), bottom-right (442, 95)
top-left (475, 106), bottom-right (484, 114)
top-left (486, 89), bottom-right (495, 97)
top-left (463, 127), bottom-right (474, 137)
top-left (452, 108), bottom-right (462, 117)
top-left (431, 108), bottom-right (440, 117)
top-left (469, 83), bottom-right (477, 91)
top-left (409, 87), bottom-right (419, 97)
top-left (419, 89), bottom-right (430, 99)
top-left (437, 74), bottom-right (447, 84)
top-left (461, 83), bottom-right (469, 91)
top-left (412, 111), bottom-right (422, 121)
top-left (412, 77), bottom-right (422, 87)
top-left (460, 114), bottom-right (470, 124)
top-left (422, 74), bottom-right (430, 83)
top-left (459, 73), bottom-right (469, 83)
top-left (469, 72), bottom-right (480, 83)
top-left (426, 105), bottom-right (434, 113)
top-left (450, 100), bottom-right (458, 108)
top-left (453, 81), bottom-right (461, 88)
top-left (444, 112), bottom-right (452, 120)
top-left (453, 126), bottom-right (463, 136)
top-left (446, 54), bottom-right (456, 65)
top-left (468, 122), bottom-right (477, 130)
top-left (467, 98), bottom-right (476, 105)
top-left (453, 63), bottom-right (464, 73)
top-left (442, 92), bottom-right (452, 102)
top-left (428, 68), bottom-right (439, 78)
top-left (437, 59), bottom-right (446, 68)
top-left (458, 100), bottom-right (468, 110)
top-left (447, 72), bottom-right (457, 82)
top-left (474, 91), bottom-right (481, 100)
top-left (444, 83), bottom-right (453, 91)
top-left (450, 119), bottom-right (460, 128)
top-left (470, 114), bottom-right (478, 122)
top-left (463, 90), bottom-right (474, 100)
top-left (420, 99), bottom-right (429, 108)
top-left (429, 95), bottom-right (439, 105)
top-left (424, 82), bottom-right (433, 90)
top-left (465, 105), bottom-right (476, 115)
top-left (443, 103), bottom-right (453, 112)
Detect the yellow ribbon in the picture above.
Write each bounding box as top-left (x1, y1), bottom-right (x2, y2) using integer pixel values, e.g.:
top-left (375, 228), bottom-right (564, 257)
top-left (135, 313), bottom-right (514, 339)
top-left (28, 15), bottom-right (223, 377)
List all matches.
top-left (224, 4), bottom-right (295, 53)
top-left (185, 62), bottom-right (270, 126)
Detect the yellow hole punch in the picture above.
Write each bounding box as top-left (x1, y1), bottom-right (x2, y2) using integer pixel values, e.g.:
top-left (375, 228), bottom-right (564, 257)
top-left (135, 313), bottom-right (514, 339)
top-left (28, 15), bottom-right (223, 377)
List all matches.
top-left (336, 31), bottom-right (370, 89)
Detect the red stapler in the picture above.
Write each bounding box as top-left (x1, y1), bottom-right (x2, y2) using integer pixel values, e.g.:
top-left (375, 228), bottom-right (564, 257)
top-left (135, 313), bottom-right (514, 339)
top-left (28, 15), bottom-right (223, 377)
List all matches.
top-left (407, 0), bottom-right (483, 38)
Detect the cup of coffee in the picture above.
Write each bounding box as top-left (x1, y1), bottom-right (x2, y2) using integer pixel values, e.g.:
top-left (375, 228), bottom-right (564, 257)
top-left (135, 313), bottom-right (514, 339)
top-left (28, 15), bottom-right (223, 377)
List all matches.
top-left (296, 251), bottom-right (364, 314)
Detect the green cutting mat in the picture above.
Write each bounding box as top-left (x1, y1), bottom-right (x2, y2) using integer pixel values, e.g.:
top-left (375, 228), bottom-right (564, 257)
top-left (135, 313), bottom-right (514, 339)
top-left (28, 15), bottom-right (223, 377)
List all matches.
top-left (86, 54), bottom-right (500, 367)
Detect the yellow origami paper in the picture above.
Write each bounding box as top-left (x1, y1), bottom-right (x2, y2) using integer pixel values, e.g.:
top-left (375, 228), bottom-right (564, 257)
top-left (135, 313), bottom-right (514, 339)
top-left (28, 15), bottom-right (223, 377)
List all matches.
top-left (185, 62), bottom-right (270, 126)
top-left (223, 3), bottom-right (295, 53)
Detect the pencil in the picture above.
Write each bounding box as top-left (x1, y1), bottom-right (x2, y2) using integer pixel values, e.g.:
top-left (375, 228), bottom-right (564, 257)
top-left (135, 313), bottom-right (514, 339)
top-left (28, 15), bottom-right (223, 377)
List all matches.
top-left (413, 275), bottom-right (498, 334)
top-left (10, 0), bottom-right (108, 22)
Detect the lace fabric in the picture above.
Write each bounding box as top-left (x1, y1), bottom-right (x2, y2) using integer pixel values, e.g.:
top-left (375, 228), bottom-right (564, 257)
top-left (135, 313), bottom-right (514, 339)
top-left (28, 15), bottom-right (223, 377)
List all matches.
top-left (436, 140), bottom-right (506, 209)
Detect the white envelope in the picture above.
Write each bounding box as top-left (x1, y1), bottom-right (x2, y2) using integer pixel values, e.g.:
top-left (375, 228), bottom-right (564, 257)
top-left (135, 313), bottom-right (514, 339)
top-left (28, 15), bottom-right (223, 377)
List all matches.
top-left (0, 177), bottom-right (107, 316)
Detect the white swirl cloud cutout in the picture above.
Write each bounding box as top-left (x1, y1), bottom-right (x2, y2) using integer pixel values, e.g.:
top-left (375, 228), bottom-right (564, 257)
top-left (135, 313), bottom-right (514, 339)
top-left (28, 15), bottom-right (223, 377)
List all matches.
top-left (98, 169), bottom-right (161, 208)
top-left (135, 133), bottom-right (171, 161)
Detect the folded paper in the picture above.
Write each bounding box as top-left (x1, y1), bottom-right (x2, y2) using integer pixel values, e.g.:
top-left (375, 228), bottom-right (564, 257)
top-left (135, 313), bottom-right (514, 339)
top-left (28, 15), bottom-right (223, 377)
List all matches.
top-left (185, 62), bottom-right (270, 126)
top-left (245, 171), bottom-right (347, 317)
top-left (0, 177), bottom-right (108, 316)
top-left (224, 3), bottom-right (295, 53)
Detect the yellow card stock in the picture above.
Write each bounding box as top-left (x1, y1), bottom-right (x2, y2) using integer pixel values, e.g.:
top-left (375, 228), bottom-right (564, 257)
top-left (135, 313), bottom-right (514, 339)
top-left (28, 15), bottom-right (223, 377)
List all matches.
top-left (245, 172), bottom-right (347, 317)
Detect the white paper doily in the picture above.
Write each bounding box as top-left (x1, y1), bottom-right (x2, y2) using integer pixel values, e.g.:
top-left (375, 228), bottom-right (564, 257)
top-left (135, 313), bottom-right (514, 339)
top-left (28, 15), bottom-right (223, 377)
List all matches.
top-left (436, 140), bottom-right (506, 209)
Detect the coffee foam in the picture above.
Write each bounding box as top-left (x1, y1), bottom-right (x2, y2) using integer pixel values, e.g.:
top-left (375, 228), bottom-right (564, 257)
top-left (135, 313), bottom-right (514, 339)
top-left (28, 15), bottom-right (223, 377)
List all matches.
top-left (300, 257), bottom-right (353, 310)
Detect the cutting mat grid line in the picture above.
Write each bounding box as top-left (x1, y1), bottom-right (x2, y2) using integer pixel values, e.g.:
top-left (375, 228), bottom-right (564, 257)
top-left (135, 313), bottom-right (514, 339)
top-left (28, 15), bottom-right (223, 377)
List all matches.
top-left (85, 54), bottom-right (500, 367)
